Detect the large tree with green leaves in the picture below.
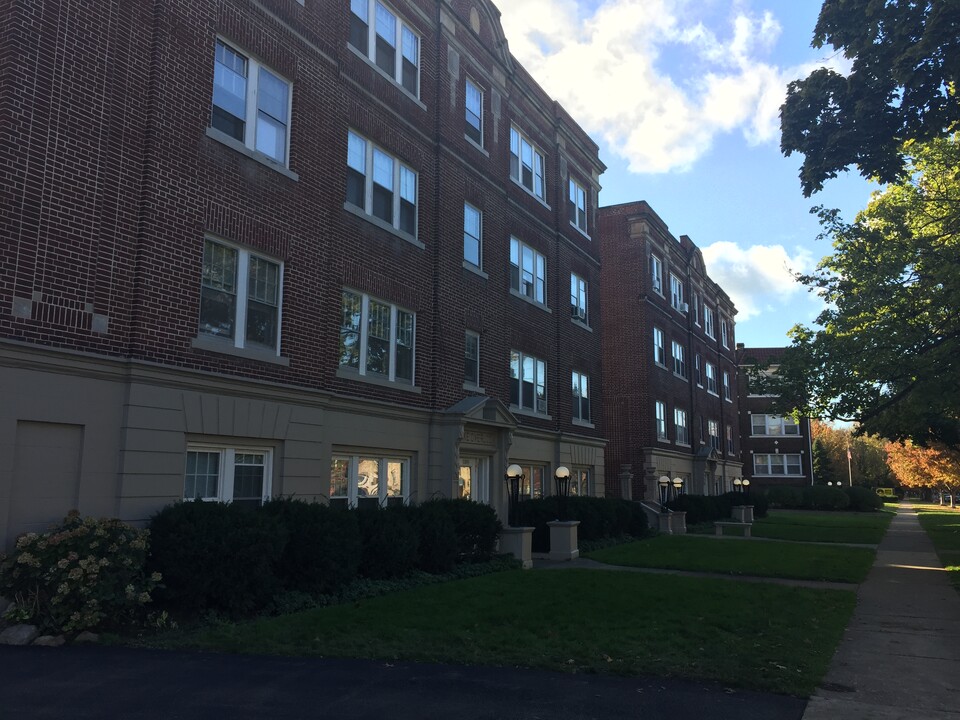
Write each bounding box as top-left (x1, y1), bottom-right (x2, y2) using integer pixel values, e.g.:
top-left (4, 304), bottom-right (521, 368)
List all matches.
top-left (774, 135), bottom-right (960, 447)
top-left (781, 0), bottom-right (960, 196)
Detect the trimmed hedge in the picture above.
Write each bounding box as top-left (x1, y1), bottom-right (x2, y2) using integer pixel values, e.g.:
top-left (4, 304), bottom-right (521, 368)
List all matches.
top-left (764, 485), bottom-right (883, 512)
top-left (665, 492), bottom-right (769, 524)
top-left (515, 496), bottom-right (648, 553)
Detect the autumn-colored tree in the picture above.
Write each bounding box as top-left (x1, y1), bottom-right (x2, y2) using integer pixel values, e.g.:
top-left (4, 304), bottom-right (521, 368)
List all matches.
top-left (811, 421), bottom-right (892, 486)
top-left (885, 441), bottom-right (960, 496)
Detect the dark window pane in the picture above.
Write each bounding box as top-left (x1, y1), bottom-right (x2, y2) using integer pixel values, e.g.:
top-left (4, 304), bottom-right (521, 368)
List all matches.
top-left (211, 106), bottom-right (245, 142)
top-left (349, 15), bottom-right (369, 53)
top-left (372, 184), bottom-right (393, 223)
top-left (399, 198), bottom-right (415, 235)
top-left (346, 169), bottom-right (366, 210)
top-left (402, 58), bottom-right (417, 95)
top-left (375, 37), bottom-right (395, 77)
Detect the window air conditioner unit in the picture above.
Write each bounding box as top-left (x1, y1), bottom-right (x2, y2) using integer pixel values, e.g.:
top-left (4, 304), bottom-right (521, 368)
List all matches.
top-left (680, 302), bottom-right (689, 313)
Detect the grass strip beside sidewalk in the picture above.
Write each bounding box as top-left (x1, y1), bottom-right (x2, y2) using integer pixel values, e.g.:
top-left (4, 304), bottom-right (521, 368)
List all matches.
top-left (752, 510), bottom-right (893, 545)
top-left (917, 507), bottom-right (960, 591)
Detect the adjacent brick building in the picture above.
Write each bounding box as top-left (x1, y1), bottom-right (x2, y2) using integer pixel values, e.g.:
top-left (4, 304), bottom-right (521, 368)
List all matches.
top-left (0, 0), bottom-right (607, 547)
top-left (598, 201), bottom-right (742, 502)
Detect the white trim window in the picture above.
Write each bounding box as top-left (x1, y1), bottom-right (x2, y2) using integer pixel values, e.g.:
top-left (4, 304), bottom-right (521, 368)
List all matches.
top-left (200, 238), bottom-right (282, 352)
top-left (464, 203), bottom-right (482, 268)
top-left (465, 78), bottom-right (483, 146)
top-left (650, 254), bottom-right (663, 294)
top-left (692, 293), bottom-right (700, 325)
top-left (751, 414), bottom-right (800, 436)
top-left (726, 424), bottom-right (735, 455)
top-left (706, 362), bottom-right (718, 395)
top-left (675, 408), bottom-right (689, 445)
top-left (510, 350), bottom-right (547, 414)
top-left (510, 126), bottom-right (545, 200)
top-left (654, 327), bottom-right (665, 365)
top-left (340, 290), bottom-right (415, 384)
top-left (670, 273), bottom-right (684, 311)
top-left (464, 331), bottom-right (480, 387)
top-left (754, 453), bottom-right (803, 476)
top-left (185, 446), bottom-right (272, 508)
top-left (458, 457), bottom-right (490, 503)
top-left (349, 0), bottom-right (419, 96)
top-left (695, 354), bottom-right (702, 386)
top-left (331, 454), bottom-right (409, 508)
top-left (211, 40), bottom-right (292, 166)
top-left (704, 306), bottom-right (715, 338)
top-left (510, 237), bottom-right (546, 304)
top-left (512, 463), bottom-right (545, 499)
top-left (570, 272), bottom-right (588, 323)
top-left (721, 318), bottom-right (729, 348)
top-left (347, 130), bottom-right (418, 237)
top-left (571, 468), bottom-right (590, 497)
top-left (569, 178), bottom-right (587, 233)
top-left (655, 400), bottom-right (667, 440)
top-left (671, 340), bottom-right (686, 378)
top-left (708, 419), bottom-right (720, 451)
top-left (572, 370), bottom-right (590, 423)
top-left (723, 370), bottom-right (732, 401)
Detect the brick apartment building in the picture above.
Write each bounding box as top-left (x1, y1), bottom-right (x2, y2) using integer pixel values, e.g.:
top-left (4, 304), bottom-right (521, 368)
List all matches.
top-left (598, 201), bottom-right (742, 503)
top-left (736, 347), bottom-right (815, 489)
top-left (0, 0), bottom-right (607, 548)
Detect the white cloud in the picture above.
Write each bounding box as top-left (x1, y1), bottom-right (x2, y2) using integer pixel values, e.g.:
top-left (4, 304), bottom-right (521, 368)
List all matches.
top-left (497, 1), bottom-right (839, 173)
top-left (700, 241), bottom-right (815, 320)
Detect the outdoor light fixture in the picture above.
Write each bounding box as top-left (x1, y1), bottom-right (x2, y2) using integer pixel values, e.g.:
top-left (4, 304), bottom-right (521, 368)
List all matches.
top-left (554, 465), bottom-right (571, 520)
top-left (733, 477), bottom-right (743, 493)
top-left (672, 477), bottom-right (684, 500)
top-left (504, 464), bottom-right (524, 527)
top-left (658, 475), bottom-right (671, 512)
top-left (742, 478), bottom-right (751, 497)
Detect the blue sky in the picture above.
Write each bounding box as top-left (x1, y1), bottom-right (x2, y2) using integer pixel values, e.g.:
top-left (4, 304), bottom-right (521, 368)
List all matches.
top-left (498, 0), bottom-right (877, 348)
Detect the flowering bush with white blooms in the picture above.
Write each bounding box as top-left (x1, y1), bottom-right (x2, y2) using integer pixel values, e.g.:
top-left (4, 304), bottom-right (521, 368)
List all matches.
top-left (0, 511), bottom-right (161, 634)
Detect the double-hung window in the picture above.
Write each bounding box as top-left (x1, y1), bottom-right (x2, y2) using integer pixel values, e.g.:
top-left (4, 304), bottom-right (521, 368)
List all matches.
top-left (347, 131), bottom-right (417, 237)
top-left (185, 446), bottom-right (271, 509)
top-left (465, 78), bottom-right (483, 145)
top-left (751, 414), bottom-right (800, 436)
top-left (708, 420), bottom-right (720, 451)
top-left (726, 424), bottom-right (735, 454)
top-left (510, 126), bottom-right (545, 200)
top-left (754, 453), bottom-right (802, 476)
top-left (650, 254), bottom-right (663, 294)
top-left (510, 237), bottom-right (546, 304)
top-left (572, 371), bottom-right (590, 423)
top-left (723, 371), bottom-right (731, 400)
top-left (653, 327), bottom-right (665, 365)
top-left (330, 454), bottom-right (408, 508)
top-left (349, 0), bottom-right (419, 96)
top-left (674, 408), bottom-right (689, 445)
top-left (340, 290), bottom-right (415, 384)
top-left (571, 468), bottom-right (590, 496)
top-left (704, 306), bottom-right (715, 338)
top-left (200, 238), bottom-right (282, 352)
top-left (721, 318), bottom-right (729, 347)
top-left (211, 40), bottom-right (291, 166)
top-left (670, 273), bottom-right (684, 311)
top-left (569, 178), bottom-right (587, 233)
top-left (510, 350), bottom-right (547, 414)
top-left (671, 340), bottom-right (686, 378)
top-left (706, 362), bottom-right (718, 394)
top-left (464, 331), bottom-right (480, 387)
top-left (655, 401), bottom-right (667, 440)
top-left (570, 273), bottom-right (588, 323)
top-left (464, 203), bottom-right (482, 268)
top-left (695, 354), bottom-right (702, 386)
top-left (511, 463), bottom-right (545, 499)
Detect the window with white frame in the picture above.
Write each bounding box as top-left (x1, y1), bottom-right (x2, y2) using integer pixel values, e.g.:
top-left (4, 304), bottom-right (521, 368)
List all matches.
top-left (655, 400), bottom-right (667, 440)
top-left (464, 203), bottom-right (482, 268)
top-left (705, 362), bottom-right (718, 394)
top-left (723, 370), bottom-right (731, 400)
top-left (570, 272), bottom-right (587, 323)
top-left (754, 453), bottom-right (803, 476)
top-left (571, 468), bottom-right (590, 496)
top-left (572, 370), bottom-right (590, 423)
top-left (650, 254), bottom-right (663, 294)
top-left (704, 306), bottom-right (715, 338)
top-left (726, 424), bottom-right (735, 454)
top-left (211, 40), bottom-right (291, 166)
top-left (510, 237), bottom-right (546, 304)
top-left (675, 408), bottom-right (689, 445)
top-left (199, 238), bottom-right (282, 352)
top-left (692, 292), bottom-right (700, 325)
top-left (458, 457), bottom-right (490, 503)
top-left (511, 463), bottom-right (545, 499)
top-left (653, 327), bottom-right (665, 366)
top-left (184, 446), bottom-right (272, 509)
top-left (330, 454), bottom-right (408, 508)
top-left (721, 318), bottom-right (729, 347)
top-left (569, 178), bottom-right (587, 232)
top-left (465, 78), bottom-right (483, 145)
top-left (340, 290), bottom-right (415, 384)
top-left (671, 340), bottom-right (686, 378)
top-left (708, 419), bottom-right (720, 451)
top-left (670, 273), bottom-right (684, 311)
top-left (751, 414), bottom-right (800, 436)
top-left (346, 131), bottom-right (417, 236)
top-left (510, 350), bottom-right (547, 414)
top-left (464, 331), bottom-right (480, 387)
top-left (510, 126), bottom-right (545, 199)
top-left (349, 0), bottom-right (419, 96)
top-left (695, 354), bottom-right (702, 386)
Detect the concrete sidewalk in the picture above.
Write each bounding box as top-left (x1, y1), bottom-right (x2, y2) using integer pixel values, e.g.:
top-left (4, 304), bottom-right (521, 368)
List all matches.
top-left (803, 503), bottom-right (960, 719)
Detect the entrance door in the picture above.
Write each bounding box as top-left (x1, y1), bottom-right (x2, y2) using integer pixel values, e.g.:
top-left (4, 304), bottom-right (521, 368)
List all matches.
top-left (458, 457), bottom-right (490, 504)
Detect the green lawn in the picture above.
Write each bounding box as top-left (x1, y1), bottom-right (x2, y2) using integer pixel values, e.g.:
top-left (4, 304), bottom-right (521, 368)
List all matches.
top-left (154, 569), bottom-right (854, 696)
top-left (752, 510), bottom-right (894, 545)
top-left (584, 535), bottom-right (875, 583)
top-left (917, 507), bottom-right (960, 591)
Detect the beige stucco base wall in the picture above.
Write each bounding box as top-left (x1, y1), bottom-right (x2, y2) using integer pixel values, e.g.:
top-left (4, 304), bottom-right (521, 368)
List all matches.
top-left (0, 342), bottom-right (605, 550)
